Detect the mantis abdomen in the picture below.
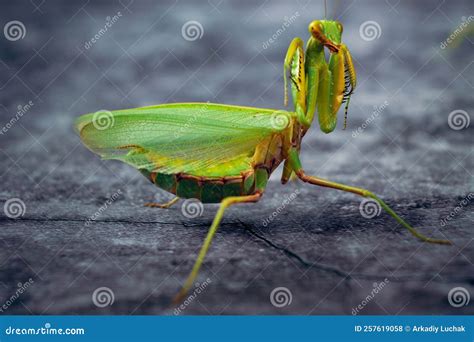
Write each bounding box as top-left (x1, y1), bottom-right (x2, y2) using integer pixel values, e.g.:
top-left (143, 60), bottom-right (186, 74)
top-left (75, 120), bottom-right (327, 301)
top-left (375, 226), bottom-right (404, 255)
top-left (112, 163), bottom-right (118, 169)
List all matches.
top-left (140, 168), bottom-right (269, 203)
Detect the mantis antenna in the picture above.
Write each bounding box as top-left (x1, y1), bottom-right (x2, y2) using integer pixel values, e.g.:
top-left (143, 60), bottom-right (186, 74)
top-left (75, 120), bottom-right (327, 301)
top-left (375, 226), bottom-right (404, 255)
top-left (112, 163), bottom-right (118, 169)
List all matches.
top-left (333, 0), bottom-right (342, 19)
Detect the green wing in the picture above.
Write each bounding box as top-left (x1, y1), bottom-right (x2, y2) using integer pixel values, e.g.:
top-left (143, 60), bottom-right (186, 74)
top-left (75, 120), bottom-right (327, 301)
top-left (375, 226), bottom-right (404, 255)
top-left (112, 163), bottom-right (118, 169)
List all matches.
top-left (75, 103), bottom-right (291, 177)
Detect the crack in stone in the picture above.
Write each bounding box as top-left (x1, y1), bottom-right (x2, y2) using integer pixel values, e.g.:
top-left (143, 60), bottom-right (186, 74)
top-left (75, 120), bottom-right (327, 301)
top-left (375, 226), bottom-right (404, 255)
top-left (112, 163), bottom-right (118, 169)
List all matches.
top-left (0, 217), bottom-right (192, 226)
top-left (239, 220), bottom-right (352, 279)
top-left (2, 217), bottom-right (470, 284)
top-left (238, 220), bottom-right (473, 284)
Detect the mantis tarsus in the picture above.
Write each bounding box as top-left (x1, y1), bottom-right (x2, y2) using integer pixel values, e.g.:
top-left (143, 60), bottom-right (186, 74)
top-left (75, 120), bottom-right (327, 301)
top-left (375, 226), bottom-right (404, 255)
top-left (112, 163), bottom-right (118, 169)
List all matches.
top-left (75, 19), bottom-right (451, 304)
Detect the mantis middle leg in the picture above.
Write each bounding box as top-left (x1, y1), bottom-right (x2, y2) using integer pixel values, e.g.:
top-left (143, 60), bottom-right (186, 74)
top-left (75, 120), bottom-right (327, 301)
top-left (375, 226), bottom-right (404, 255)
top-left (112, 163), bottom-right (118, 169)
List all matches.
top-left (145, 196), bottom-right (179, 209)
top-left (287, 149), bottom-right (451, 245)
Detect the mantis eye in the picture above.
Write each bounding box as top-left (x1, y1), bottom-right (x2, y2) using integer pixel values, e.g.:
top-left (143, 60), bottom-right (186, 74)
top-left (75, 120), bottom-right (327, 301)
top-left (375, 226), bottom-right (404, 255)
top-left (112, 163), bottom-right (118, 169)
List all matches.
top-left (336, 22), bottom-right (343, 33)
top-left (308, 20), bottom-right (324, 35)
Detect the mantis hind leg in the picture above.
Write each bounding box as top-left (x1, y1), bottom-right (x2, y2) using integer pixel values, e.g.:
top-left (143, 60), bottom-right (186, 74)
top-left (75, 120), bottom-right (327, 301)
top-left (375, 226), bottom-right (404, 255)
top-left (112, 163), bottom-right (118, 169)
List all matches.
top-left (173, 191), bottom-right (263, 304)
top-left (288, 149), bottom-right (451, 245)
top-left (144, 196), bottom-right (179, 209)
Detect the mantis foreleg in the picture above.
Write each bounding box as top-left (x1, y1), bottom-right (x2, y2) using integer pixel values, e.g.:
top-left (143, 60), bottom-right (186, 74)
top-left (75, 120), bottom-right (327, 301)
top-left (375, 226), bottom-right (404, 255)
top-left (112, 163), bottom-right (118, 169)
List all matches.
top-left (284, 38), bottom-right (306, 110)
top-left (304, 40), bottom-right (357, 133)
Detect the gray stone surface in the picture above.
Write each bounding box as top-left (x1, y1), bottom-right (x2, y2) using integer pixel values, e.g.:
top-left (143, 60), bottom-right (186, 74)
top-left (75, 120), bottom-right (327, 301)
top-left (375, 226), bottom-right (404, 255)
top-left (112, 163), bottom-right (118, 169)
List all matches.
top-left (0, 0), bottom-right (473, 314)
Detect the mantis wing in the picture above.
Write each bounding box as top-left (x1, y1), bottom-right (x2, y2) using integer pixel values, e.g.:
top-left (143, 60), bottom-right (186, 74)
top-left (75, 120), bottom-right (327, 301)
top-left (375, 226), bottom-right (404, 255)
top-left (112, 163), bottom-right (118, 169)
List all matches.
top-left (75, 103), bottom-right (290, 177)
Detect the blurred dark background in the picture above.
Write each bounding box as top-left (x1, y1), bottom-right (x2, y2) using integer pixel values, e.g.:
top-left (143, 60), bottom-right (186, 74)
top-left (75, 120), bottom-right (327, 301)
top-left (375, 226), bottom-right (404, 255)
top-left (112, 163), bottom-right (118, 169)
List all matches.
top-left (0, 0), bottom-right (472, 314)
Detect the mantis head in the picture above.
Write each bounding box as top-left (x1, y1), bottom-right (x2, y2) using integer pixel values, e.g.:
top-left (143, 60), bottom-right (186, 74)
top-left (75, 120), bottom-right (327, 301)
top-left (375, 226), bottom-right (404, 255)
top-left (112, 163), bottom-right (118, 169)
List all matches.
top-left (308, 20), bottom-right (343, 53)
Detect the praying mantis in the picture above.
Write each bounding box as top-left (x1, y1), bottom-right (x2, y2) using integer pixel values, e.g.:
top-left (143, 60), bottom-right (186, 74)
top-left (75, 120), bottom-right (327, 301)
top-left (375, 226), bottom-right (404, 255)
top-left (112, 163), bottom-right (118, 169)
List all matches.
top-left (75, 19), bottom-right (451, 304)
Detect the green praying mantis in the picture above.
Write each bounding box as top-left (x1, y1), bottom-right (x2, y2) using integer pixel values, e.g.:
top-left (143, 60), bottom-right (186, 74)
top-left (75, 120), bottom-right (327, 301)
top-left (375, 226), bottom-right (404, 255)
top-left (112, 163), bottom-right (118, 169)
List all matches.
top-left (75, 18), bottom-right (451, 304)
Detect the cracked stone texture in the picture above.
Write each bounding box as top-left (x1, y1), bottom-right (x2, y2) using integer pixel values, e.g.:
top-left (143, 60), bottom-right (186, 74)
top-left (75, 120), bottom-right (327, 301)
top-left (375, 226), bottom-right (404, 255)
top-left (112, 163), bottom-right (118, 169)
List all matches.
top-left (0, 0), bottom-right (473, 314)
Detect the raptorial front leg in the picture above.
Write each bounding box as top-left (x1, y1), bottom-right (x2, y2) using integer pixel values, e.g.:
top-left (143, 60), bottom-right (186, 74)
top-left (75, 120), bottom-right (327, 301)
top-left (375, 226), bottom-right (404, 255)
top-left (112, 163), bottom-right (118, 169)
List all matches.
top-left (315, 52), bottom-right (345, 134)
top-left (287, 149), bottom-right (451, 245)
top-left (284, 37), bottom-right (306, 108)
top-left (173, 192), bottom-right (263, 304)
top-left (307, 44), bottom-right (356, 133)
top-left (339, 44), bottom-right (357, 129)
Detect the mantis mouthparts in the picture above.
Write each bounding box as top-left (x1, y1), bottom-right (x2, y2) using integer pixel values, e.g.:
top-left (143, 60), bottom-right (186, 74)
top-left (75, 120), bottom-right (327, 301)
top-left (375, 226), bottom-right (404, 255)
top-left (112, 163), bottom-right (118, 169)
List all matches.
top-left (325, 41), bottom-right (340, 53)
